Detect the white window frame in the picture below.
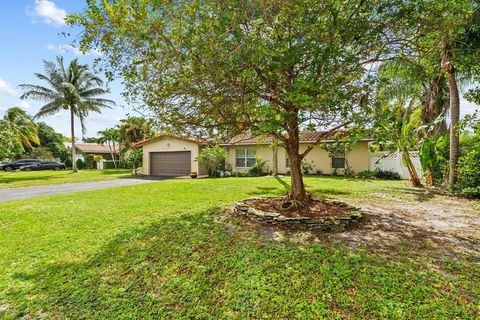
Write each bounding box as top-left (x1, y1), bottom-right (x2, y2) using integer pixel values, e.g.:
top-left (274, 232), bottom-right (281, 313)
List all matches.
top-left (236, 148), bottom-right (256, 168)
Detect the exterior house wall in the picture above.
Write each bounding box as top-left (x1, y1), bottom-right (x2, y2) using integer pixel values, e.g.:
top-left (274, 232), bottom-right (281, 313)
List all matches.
top-left (345, 142), bottom-right (370, 173)
top-left (225, 145), bottom-right (274, 173)
top-left (226, 141), bottom-right (370, 175)
top-left (142, 137), bottom-right (207, 175)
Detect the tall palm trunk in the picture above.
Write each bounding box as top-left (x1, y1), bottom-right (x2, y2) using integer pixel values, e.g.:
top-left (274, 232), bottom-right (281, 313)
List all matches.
top-left (107, 141), bottom-right (117, 168)
top-left (441, 43), bottom-right (460, 190)
top-left (70, 107), bottom-right (78, 173)
top-left (401, 148), bottom-right (422, 187)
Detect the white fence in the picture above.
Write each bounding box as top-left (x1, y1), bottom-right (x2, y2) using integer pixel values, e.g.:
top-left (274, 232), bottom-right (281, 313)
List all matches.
top-left (370, 150), bottom-right (423, 180)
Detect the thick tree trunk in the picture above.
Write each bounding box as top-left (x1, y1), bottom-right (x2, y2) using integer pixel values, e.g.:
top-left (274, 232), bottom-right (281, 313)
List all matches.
top-left (70, 107), bottom-right (77, 173)
top-left (284, 114), bottom-right (310, 205)
top-left (441, 43), bottom-right (460, 190)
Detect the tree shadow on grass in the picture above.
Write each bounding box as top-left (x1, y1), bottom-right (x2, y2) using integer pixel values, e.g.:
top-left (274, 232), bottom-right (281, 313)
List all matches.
top-left (390, 187), bottom-right (436, 202)
top-left (245, 176), bottom-right (290, 197)
top-left (309, 188), bottom-right (351, 197)
top-left (0, 175), bottom-right (56, 185)
top-left (0, 169), bottom-right (133, 186)
top-left (4, 208), bottom-right (480, 319)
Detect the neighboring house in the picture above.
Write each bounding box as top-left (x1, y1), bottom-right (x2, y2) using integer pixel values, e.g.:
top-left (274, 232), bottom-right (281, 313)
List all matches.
top-left (132, 132), bottom-right (373, 176)
top-left (64, 142), bottom-right (120, 169)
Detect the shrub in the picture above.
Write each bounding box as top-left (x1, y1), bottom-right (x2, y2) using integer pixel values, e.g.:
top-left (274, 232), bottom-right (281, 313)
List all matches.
top-left (249, 157), bottom-right (267, 176)
top-left (212, 169), bottom-right (251, 178)
top-left (461, 187), bottom-right (480, 198)
top-left (357, 170), bottom-right (376, 179)
top-left (64, 158), bottom-right (72, 168)
top-left (21, 147), bottom-right (54, 160)
top-left (374, 169), bottom-right (401, 180)
top-left (76, 158), bottom-right (86, 170)
top-left (84, 154), bottom-right (94, 169)
top-left (301, 161), bottom-right (314, 175)
top-left (456, 114), bottom-right (480, 196)
top-left (197, 145), bottom-right (227, 176)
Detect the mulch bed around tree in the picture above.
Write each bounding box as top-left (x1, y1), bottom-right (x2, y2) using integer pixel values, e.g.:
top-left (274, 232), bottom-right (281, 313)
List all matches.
top-left (247, 197), bottom-right (349, 219)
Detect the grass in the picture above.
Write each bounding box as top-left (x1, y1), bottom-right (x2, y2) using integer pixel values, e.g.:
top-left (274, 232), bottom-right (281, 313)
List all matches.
top-left (0, 169), bottom-right (132, 189)
top-left (0, 176), bottom-right (478, 319)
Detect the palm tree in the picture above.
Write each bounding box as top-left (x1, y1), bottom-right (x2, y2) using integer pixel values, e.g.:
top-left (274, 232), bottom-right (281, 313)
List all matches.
top-left (2, 107), bottom-right (39, 149)
top-left (19, 56), bottom-right (116, 172)
top-left (118, 117), bottom-right (154, 172)
top-left (118, 117), bottom-right (154, 148)
top-left (97, 128), bottom-right (120, 168)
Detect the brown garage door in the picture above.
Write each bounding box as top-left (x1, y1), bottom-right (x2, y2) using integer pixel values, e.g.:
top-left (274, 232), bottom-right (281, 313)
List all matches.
top-left (150, 151), bottom-right (191, 176)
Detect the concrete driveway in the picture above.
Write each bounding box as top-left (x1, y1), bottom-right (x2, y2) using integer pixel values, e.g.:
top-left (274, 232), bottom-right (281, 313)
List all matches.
top-left (0, 178), bottom-right (157, 202)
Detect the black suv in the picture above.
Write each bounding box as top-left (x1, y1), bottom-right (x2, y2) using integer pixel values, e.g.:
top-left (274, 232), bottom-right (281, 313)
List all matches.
top-left (19, 161), bottom-right (66, 171)
top-left (0, 159), bottom-right (41, 171)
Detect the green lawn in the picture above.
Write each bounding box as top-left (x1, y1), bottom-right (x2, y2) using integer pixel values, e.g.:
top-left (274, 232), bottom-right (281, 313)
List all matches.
top-left (0, 176), bottom-right (478, 319)
top-left (0, 169), bottom-right (132, 189)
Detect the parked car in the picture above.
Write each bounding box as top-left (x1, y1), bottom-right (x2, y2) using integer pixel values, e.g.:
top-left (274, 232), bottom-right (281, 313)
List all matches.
top-left (19, 161), bottom-right (66, 171)
top-left (0, 159), bottom-right (41, 171)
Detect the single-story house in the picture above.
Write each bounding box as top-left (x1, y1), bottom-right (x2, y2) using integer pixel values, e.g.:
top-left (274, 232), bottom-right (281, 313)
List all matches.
top-left (132, 132), bottom-right (373, 177)
top-left (64, 142), bottom-right (120, 169)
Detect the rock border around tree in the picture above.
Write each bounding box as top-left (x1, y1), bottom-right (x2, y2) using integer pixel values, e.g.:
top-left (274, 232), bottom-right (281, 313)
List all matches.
top-left (232, 197), bottom-right (364, 232)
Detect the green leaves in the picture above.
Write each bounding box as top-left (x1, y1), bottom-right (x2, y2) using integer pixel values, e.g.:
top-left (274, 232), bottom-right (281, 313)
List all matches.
top-left (0, 120), bottom-right (24, 162)
top-left (70, 0), bottom-right (422, 138)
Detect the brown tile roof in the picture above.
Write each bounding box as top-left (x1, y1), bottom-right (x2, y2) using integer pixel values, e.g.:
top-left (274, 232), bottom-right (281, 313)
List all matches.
top-left (75, 143), bottom-right (120, 153)
top-left (219, 133), bottom-right (275, 145)
top-left (220, 131), bottom-right (371, 145)
top-left (132, 131), bottom-right (372, 148)
top-left (132, 134), bottom-right (206, 148)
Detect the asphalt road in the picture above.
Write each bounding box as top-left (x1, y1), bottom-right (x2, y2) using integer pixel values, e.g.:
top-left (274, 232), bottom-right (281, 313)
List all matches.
top-left (0, 178), bottom-right (157, 202)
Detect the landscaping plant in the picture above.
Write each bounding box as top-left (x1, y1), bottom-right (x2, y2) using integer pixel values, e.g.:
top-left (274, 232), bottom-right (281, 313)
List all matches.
top-left (197, 145), bottom-right (227, 177)
top-left (70, 0), bottom-right (426, 206)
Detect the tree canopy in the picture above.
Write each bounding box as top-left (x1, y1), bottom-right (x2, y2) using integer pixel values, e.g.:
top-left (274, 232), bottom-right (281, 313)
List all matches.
top-left (70, 0), bottom-right (480, 199)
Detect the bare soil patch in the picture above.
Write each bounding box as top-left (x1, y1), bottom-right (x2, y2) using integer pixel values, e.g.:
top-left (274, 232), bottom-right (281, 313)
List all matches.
top-left (228, 189), bottom-right (480, 263)
top-left (247, 197), bottom-right (348, 218)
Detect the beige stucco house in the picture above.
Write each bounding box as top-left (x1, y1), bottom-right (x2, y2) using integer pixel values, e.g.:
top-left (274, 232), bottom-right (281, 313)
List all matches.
top-left (133, 132), bottom-right (372, 176)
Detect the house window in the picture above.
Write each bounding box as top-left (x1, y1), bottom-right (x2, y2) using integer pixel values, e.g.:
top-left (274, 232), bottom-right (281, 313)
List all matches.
top-left (331, 151), bottom-right (345, 169)
top-left (236, 148), bottom-right (256, 167)
top-left (285, 155), bottom-right (289, 168)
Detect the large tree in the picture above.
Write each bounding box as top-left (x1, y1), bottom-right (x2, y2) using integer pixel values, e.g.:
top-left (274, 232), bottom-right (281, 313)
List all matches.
top-left (19, 56), bottom-right (116, 172)
top-left (374, 61), bottom-right (425, 187)
top-left (412, 1), bottom-right (480, 189)
top-left (71, 0), bottom-right (422, 204)
top-left (2, 107), bottom-right (39, 150)
top-left (0, 121), bottom-right (24, 162)
top-left (37, 122), bottom-right (68, 160)
top-left (118, 117), bottom-right (155, 149)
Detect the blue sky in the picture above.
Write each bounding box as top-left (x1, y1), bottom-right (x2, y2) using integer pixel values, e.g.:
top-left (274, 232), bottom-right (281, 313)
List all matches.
top-left (0, 0), bottom-right (132, 139)
top-left (0, 1), bottom-right (478, 139)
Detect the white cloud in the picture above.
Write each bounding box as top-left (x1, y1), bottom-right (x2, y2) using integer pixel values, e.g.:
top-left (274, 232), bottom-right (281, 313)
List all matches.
top-left (29, 0), bottom-right (66, 26)
top-left (47, 44), bottom-right (103, 57)
top-left (0, 78), bottom-right (17, 96)
top-left (17, 100), bottom-right (31, 110)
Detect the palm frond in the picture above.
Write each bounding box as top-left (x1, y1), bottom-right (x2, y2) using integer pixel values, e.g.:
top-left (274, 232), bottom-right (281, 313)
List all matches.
top-left (35, 100), bottom-right (65, 119)
top-left (79, 88), bottom-right (108, 98)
